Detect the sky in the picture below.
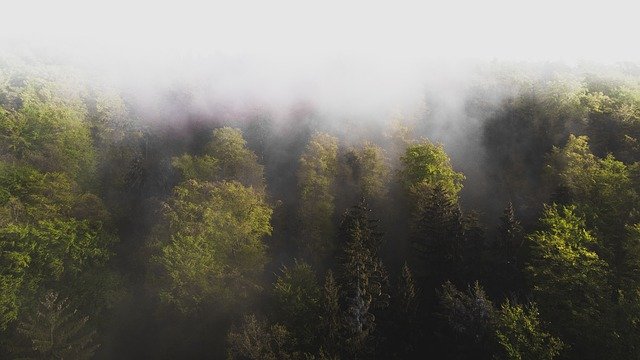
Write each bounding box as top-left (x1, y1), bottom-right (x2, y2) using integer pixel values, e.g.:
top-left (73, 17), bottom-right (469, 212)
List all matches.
top-left (2, 0), bottom-right (639, 64)
top-left (1, 0), bottom-right (638, 125)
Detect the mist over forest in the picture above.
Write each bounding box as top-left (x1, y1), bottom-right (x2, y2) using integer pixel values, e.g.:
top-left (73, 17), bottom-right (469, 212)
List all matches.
top-left (2, 1), bottom-right (640, 357)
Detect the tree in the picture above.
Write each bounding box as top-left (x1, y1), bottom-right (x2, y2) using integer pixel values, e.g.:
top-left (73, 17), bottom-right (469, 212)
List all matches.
top-left (227, 314), bottom-right (302, 360)
top-left (320, 270), bottom-right (341, 357)
top-left (205, 127), bottom-right (265, 190)
top-left (399, 140), bottom-right (469, 286)
top-left (409, 183), bottom-right (465, 285)
top-left (547, 135), bottom-right (638, 287)
top-left (495, 300), bottom-right (564, 360)
top-left (297, 132), bottom-right (339, 264)
top-left (151, 179), bottom-right (272, 313)
top-left (13, 291), bottom-right (99, 360)
top-left (0, 162), bottom-right (114, 330)
top-left (340, 142), bottom-right (390, 205)
top-left (488, 202), bottom-right (525, 297)
top-left (399, 140), bottom-right (464, 200)
top-left (273, 260), bottom-right (321, 352)
top-left (0, 80), bottom-right (96, 184)
top-left (526, 204), bottom-right (610, 359)
top-left (438, 281), bottom-right (496, 357)
top-left (338, 202), bottom-right (390, 358)
top-left (171, 154), bottom-right (220, 183)
top-left (385, 262), bottom-right (420, 359)
top-left (396, 262), bottom-right (418, 318)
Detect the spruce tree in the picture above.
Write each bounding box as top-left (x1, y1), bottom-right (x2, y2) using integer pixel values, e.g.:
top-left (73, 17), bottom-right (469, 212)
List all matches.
top-left (498, 202), bottom-right (523, 262)
top-left (14, 291), bottom-right (99, 360)
top-left (338, 201), bottom-right (390, 358)
top-left (491, 201), bottom-right (525, 296)
top-left (409, 183), bottom-right (465, 286)
top-left (320, 270), bottom-right (341, 356)
top-left (386, 262), bottom-right (420, 359)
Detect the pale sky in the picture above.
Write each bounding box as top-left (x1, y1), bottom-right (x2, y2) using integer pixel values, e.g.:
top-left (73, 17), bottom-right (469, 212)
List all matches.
top-left (1, 0), bottom-right (638, 63)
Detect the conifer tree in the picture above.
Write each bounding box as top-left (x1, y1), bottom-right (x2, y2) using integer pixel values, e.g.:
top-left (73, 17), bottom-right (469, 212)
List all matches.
top-left (14, 291), bottom-right (99, 360)
top-left (320, 270), bottom-right (341, 356)
top-left (338, 201), bottom-right (390, 358)
top-left (410, 183), bottom-right (465, 285)
top-left (491, 201), bottom-right (525, 296)
top-left (386, 262), bottom-right (420, 359)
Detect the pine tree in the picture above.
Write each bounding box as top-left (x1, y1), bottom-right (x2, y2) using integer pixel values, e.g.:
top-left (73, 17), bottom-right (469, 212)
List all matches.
top-left (386, 262), bottom-right (420, 358)
top-left (397, 262), bottom-right (417, 318)
top-left (338, 201), bottom-right (390, 358)
top-left (438, 281), bottom-right (497, 359)
top-left (14, 291), bottom-right (99, 360)
top-left (410, 183), bottom-right (465, 286)
top-left (320, 270), bottom-right (341, 356)
top-left (498, 202), bottom-right (523, 262)
top-left (490, 201), bottom-right (525, 296)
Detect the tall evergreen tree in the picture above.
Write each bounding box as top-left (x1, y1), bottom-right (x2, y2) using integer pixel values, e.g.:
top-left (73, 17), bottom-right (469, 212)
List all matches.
top-left (338, 201), bottom-right (390, 358)
top-left (489, 201), bottom-right (525, 297)
top-left (409, 183), bottom-right (465, 286)
top-left (385, 262), bottom-right (420, 359)
top-left (320, 270), bottom-right (341, 357)
top-left (14, 291), bottom-right (99, 360)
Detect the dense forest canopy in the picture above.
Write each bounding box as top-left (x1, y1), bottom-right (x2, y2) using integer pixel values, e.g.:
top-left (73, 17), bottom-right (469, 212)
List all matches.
top-left (2, 55), bottom-right (640, 359)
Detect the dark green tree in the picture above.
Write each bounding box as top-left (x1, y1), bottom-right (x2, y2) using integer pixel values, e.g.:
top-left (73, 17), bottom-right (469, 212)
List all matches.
top-left (14, 291), bottom-right (99, 360)
top-left (438, 281), bottom-right (497, 359)
top-left (320, 270), bottom-right (341, 357)
top-left (272, 260), bottom-right (321, 352)
top-left (409, 183), bottom-right (465, 285)
top-left (338, 201), bottom-right (390, 358)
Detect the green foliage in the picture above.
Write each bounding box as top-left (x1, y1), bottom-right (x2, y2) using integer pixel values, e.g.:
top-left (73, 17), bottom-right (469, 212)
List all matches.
top-left (206, 127), bottom-right (265, 189)
top-left (152, 179), bottom-right (272, 313)
top-left (0, 162), bottom-right (114, 330)
top-left (0, 80), bottom-right (95, 184)
top-left (14, 291), bottom-right (99, 360)
top-left (320, 270), bottom-right (341, 356)
top-left (399, 140), bottom-right (464, 199)
top-left (339, 202), bottom-right (389, 357)
top-left (341, 142), bottom-right (390, 202)
top-left (488, 202), bottom-right (525, 296)
top-left (526, 204), bottom-right (609, 358)
top-left (386, 262), bottom-right (419, 359)
top-left (439, 281), bottom-right (496, 347)
top-left (227, 314), bottom-right (305, 360)
top-left (547, 135), bottom-right (638, 278)
top-left (409, 183), bottom-right (465, 283)
top-left (273, 260), bottom-right (321, 351)
top-left (396, 262), bottom-right (417, 317)
top-left (171, 154), bottom-right (220, 182)
top-left (495, 300), bottom-right (563, 360)
top-left (297, 132), bottom-right (339, 263)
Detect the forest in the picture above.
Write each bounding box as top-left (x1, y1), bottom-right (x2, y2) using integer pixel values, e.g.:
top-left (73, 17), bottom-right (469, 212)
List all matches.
top-left (2, 56), bottom-right (640, 359)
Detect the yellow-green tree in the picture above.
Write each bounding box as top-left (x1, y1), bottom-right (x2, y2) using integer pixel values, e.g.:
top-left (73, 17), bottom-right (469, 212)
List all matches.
top-left (151, 180), bottom-right (272, 313)
top-left (297, 132), bottom-right (339, 264)
top-left (526, 205), bottom-right (609, 359)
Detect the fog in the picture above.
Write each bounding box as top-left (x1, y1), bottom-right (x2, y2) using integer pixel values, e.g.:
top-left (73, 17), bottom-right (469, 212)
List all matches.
top-left (3, 2), bottom-right (640, 359)
top-left (3, 0), bottom-right (639, 220)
